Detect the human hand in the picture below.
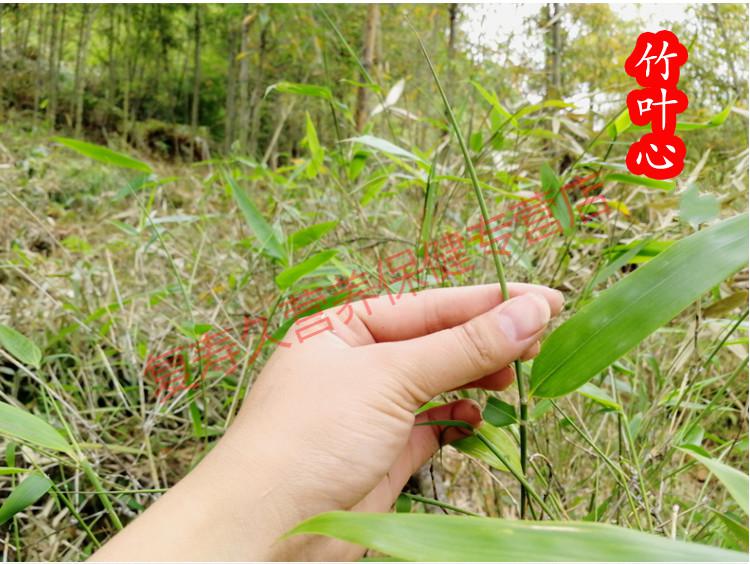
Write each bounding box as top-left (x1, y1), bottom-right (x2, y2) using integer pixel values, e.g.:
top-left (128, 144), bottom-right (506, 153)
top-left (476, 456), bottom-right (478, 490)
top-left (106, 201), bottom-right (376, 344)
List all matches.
top-left (91, 283), bottom-right (562, 561)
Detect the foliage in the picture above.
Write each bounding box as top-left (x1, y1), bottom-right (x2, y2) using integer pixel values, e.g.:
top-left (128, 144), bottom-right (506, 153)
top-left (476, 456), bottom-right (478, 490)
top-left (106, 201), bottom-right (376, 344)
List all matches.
top-left (0, 3), bottom-right (747, 561)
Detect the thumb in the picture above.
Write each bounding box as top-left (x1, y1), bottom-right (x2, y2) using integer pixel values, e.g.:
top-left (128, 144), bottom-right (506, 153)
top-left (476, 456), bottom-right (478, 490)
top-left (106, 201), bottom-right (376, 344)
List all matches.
top-left (383, 292), bottom-right (552, 405)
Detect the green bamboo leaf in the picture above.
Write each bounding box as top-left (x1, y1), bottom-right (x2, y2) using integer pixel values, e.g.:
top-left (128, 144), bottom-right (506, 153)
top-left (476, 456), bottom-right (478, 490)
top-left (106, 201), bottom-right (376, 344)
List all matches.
top-left (578, 383), bottom-right (622, 412)
top-left (346, 135), bottom-right (426, 164)
top-left (305, 112), bottom-right (324, 178)
top-left (275, 250), bottom-right (338, 289)
top-left (711, 509), bottom-right (749, 550)
top-left (531, 213), bottom-right (749, 398)
top-left (0, 473), bottom-right (53, 525)
top-left (482, 397), bottom-right (517, 427)
top-left (287, 512), bottom-right (745, 562)
top-left (540, 163), bottom-right (575, 236)
top-left (265, 81), bottom-right (332, 100)
top-left (680, 447), bottom-right (749, 515)
top-left (288, 221), bottom-right (338, 251)
top-left (0, 324), bottom-right (42, 368)
top-left (53, 137), bottom-right (152, 173)
top-left (607, 108), bottom-right (631, 139)
top-left (680, 185), bottom-right (720, 227)
top-left (470, 81), bottom-right (517, 127)
top-left (604, 172), bottom-right (675, 191)
top-left (452, 422), bottom-right (520, 473)
top-left (225, 173), bottom-right (286, 262)
top-left (0, 402), bottom-right (72, 453)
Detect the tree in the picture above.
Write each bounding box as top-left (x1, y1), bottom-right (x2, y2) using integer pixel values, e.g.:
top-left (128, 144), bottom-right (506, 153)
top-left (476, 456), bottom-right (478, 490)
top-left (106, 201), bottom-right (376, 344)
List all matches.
top-left (190, 4), bottom-right (202, 157)
top-left (73, 5), bottom-right (96, 136)
top-left (354, 4), bottom-right (379, 132)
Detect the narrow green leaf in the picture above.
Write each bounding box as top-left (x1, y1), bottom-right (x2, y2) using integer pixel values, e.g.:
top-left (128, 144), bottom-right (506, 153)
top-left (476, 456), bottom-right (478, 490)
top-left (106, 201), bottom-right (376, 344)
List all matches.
top-left (225, 173), bottom-right (286, 262)
top-left (0, 324), bottom-right (42, 368)
top-left (604, 172), bottom-right (675, 191)
top-left (305, 112), bottom-right (324, 178)
top-left (482, 397), bottom-right (517, 427)
top-left (288, 512), bottom-right (745, 562)
top-left (531, 213), bottom-right (749, 398)
top-left (515, 99), bottom-right (572, 119)
top-left (578, 383), bottom-right (622, 412)
top-left (0, 473), bottom-right (53, 525)
top-left (541, 163), bottom-right (575, 236)
top-left (607, 108), bottom-right (632, 139)
top-left (289, 221), bottom-right (338, 251)
top-left (53, 137), bottom-right (152, 173)
top-left (452, 422), bottom-right (520, 473)
top-left (680, 447), bottom-right (749, 515)
top-left (275, 250), bottom-right (338, 289)
top-left (680, 185), bottom-right (720, 228)
top-left (346, 135), bottom-right (426, 164)
top-left (0, 402), bottom-right (72, 453)
top-left (418, 157), bottom-right (439, 248)
top-left (265, 81), bottom-right (333, 100)
top-left (711, 509), bottom-right (749, 550)
top-left (471, 81), bottom-right (517, 126)
top-left (591, 239), bottom-right (651, 287)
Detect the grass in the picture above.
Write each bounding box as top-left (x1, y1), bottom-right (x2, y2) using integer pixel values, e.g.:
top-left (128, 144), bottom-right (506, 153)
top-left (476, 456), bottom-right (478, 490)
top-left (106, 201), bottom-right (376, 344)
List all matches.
top-left (0, 74), bottom-right (748, 560)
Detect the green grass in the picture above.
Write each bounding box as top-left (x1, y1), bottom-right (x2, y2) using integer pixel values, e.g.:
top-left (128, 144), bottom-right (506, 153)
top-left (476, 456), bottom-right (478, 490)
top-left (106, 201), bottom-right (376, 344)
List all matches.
top-left (0, 80), bottom-right (747, 560)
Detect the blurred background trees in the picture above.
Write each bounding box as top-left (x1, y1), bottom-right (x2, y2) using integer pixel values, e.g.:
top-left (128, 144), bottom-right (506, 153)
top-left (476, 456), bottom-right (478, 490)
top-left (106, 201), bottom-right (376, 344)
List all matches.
top-left (0, 3), bottom-right (746, 165)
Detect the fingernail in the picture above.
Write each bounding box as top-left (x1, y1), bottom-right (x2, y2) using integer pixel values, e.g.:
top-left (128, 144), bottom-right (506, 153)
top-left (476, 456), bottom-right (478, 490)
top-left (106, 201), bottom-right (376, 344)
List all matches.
top-left (497, 294), bottom-right (551, 342)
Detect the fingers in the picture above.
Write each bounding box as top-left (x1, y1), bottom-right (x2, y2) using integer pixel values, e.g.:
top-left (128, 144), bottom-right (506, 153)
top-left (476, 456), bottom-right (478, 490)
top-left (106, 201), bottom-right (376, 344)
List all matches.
top-left (457, 365), bottom-right (516, 391)
top-left (349, 283), bottom-right (563, 343)
top-left (388, 400), bottom-right (482, 494)
top-left (521, 341), bottom-right (541, 361)
top-left (350, 400), bottom-right (482, 514)
top-left (382, 293), bottom-right (554, 405)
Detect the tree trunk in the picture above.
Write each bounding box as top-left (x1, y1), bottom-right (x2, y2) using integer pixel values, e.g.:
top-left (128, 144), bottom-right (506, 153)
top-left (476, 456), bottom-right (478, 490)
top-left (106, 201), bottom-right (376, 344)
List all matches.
top-left (223, 22), bottom-right (240, 152)
top-left (0, 7), bottom-right (4, 66)
top-left (354, 4), bottom-right (379, 132)
top-left (46, 4), bottom-right (59, 128)
top-left (247, 22), bottom-right (268, 158)
top-left (236, 12), bottom-right (254, 153)
top-left (107, 6), bottom-right (117, 108)
top-left (543, 3), bottom-right (563, 99)
top-left (21, 5), bottom-right (33, 54)
top-left (33, 5), bottom-right (48, 130)
top-left (190, 5), bottom-right (202, 159)
top-left (73, 5), bottom-right (95, 136)
top-left (448, 4), bottom-right (458, 59)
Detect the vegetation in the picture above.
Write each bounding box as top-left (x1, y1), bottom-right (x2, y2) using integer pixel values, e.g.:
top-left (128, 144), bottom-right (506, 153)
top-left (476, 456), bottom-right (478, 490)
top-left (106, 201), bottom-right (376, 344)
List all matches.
top-left (0, 3), bottom-right (747, 561)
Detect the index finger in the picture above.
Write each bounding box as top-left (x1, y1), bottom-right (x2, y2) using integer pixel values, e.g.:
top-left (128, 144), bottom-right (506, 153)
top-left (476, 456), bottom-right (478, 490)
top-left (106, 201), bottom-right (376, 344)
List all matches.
top-left (350, 283), bottom-right (563, 342)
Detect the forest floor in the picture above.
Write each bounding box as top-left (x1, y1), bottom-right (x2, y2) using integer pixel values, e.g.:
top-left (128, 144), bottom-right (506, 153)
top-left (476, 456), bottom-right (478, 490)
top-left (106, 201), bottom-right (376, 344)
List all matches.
top-left (1, 116), bottom-right (748, 560)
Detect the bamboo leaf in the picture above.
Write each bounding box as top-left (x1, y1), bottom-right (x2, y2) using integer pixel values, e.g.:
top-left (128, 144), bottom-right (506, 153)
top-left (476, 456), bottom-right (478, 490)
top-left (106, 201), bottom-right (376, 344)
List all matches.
top-left (452, 422), bottom-right (520, 473)
top-left (265, 81), bottom-right (333, 100)
top-left (0, 324), bottom-right (42, 368)
top-left (0, 473), bottom-right (53, 525)
top-left (287, 512), bottom-right (745, 562)
top-left (275, 250), bottom-right (338, 289)
top-left (471, 81), bottom-right (517, 126)
top-left (541, 163), bottom-right (575, 236)
top-left (53, 137), bottom-right (152, 173)
top-left (225, 173), bottom-right (286, 262)
top-left (482, 397), bottom-right (517, 427)
top-left (605, 172), bottom-right (675, 191)
top-left (680, 447), bottom-right (749, 516)
top-left (289, 221), bottom-right (338, 251)
top-left (346, 135), bottom-right (426, 164)
top-left (607, 108), bottom-right (631, 139)
top-left (680, 185), bottom-right (720, 227)
top-left (0, 402), bottom-right (72, 454)
top-left (531, 213), bottom-right (749, 398)
top-left (305, 112), bottom-right (324, 178)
